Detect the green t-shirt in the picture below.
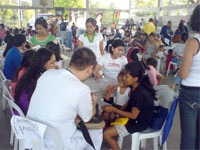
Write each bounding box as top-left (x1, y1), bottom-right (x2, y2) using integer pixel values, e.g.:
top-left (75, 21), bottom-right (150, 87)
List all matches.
top-left (30, 34), bottom-right (55, 47)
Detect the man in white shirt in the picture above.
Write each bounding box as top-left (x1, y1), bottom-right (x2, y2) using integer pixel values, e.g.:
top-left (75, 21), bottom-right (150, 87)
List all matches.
top-left (27, 47), bottom-right (103, 149)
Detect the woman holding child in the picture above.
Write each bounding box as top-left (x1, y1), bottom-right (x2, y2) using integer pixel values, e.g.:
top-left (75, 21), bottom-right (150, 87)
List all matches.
top-left (103, 61), bottom-right (155, 150)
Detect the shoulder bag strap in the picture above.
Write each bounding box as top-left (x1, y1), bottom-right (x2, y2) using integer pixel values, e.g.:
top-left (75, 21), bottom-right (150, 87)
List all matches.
top-left (78, 120), bottom-right (96, 150)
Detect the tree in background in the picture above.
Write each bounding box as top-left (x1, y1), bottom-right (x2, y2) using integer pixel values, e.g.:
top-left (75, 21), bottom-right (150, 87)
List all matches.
top-left (89, 1), bottom-right (115, 28)
top-left (54, 0), bottom-right (85, 20)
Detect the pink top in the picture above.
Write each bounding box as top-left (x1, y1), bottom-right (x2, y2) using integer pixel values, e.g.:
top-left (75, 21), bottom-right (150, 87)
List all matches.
top-left (12, 67), bottom-right (27, 97)
top-left (0, 29), bottom-right (6, 39)
top-left (146, 65), bottom-right (159, 86)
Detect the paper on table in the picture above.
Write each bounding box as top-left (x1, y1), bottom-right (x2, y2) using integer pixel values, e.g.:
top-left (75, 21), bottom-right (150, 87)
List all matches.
top-left (164, 38), bottom-right (170, 45)
top-left (10, 115), bottom-right (47, 148)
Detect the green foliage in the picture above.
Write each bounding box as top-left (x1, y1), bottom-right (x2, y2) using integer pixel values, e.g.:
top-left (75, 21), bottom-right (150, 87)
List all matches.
top-left (132, 0), bottom-right (158, 9)
top-left (89, 0), bottom-right (115, 26)
top-left (0, 0), bottom-right (16, 26)
top-left (54, 0), bottom-right (85, 20)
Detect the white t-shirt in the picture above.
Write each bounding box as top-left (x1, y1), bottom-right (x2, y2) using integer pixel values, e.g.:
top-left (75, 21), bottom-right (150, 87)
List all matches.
top-left (79, 32), bottom-right (103, 61)
top-left (156, 51), bottom-right (165, 59)
top-left (174, 43), bottom-right (185, 57)
top-left (27, 69), bottom-right (93, 145)
top-left (98, 53), bottom-right (127, 80)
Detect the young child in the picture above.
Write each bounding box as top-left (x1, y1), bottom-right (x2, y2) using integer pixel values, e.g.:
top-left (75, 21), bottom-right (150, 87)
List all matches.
top-left (165, 49), bottom-right (174, 73)
top-left (72, 35), bottom-right (78, 51)
top-left (143, 33), bottom-right (158, 60)
top-left (155, 34), bottom-right (163, 46)
top-left (153, 45), bottom-right (166, 72)
top-left (46, 41), bottom-right (63, 69)
top-left (146, 58), bottom-right (163, 86)
top-left (103, 61), bottom-right (156, 150)
top-left (103, 70), bottom-right (131, 124)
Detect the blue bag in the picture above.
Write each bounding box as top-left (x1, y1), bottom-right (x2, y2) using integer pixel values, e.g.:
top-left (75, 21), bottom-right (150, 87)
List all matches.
top-left (150, 106), bottom-right (168, 130)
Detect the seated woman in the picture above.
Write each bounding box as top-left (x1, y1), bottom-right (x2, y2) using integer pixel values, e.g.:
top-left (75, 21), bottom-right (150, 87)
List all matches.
top-left (14, 48), bottom-right (56, 115)
top-left (103, 61), bottom-right (156, 150)
top-left (94, 39), bottom-right (127, 83)
top-left (46, 41), bottom-right (63, 69)
top-left (12, 50), bottom-right (35, 97)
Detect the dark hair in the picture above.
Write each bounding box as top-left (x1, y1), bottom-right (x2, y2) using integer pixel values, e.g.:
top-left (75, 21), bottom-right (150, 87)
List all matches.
top-left (0, 24), bottom-right (5, 28)
top-left (178, 23), bottom-right (185, 33)
top-left (137, 27), bottom-right (141, 31)
top-left (168, 49), bottom-right (173, 56)
top-left (159, 45), bottom-right (164, 49)
top-left (46, 41), bottom-right (63, 61)
top-left (3, 36), bottom-right (14, 57)
top-left (35, 17), bottom-right (48, 29)
top-left (117, 69), bottom-right (125, 83)
top-left (14, 48), bottom-right (54, 101)
top-left (149, 32), bottom-right (155, 37)
top-left (129, 49), bottom-right (140, 62)
top-left (118, 69), bottom-right (125, 78)
top-left (146, 57), bottom-right (158, 68)
top-left (12, 50), bottom-right (36, 82)
top-left (124, 61), bottom-right (156, 99)
top-left (149, 18), bottom-right (153, 22)
top-left (181, 32), bottom-right (189, 43)
top-left (109, 39), bottom-right (125, 54)
top-left (167, 21), bottom-right (172, 24)
top-left (5, 31), bottom-right (10, 35)
top-left (13, 34), bottom-right (26, 47)
top-left (155, 34), bottom-right (160, 38)
top-left (70, 47), bottom-right (96, 70)
top-left (142, 33), bottom-right (148, 40)
top-left (86, 18), bottom-right (97, 27)
top-left (190, 4), bottom-right (200, 33)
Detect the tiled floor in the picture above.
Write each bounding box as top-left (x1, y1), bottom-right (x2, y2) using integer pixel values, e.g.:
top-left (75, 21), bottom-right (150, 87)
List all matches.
top-left (0, 51), bottom-right (180, 150)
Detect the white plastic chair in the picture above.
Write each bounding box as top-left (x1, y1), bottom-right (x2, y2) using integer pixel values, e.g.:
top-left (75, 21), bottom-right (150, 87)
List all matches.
top-left (55, 37), bottom-right (64, 45)
top-left (55, 37), bottom-right (68, 54)
top-left (4, 95), bottom-right (25, 150)
top-left (10, 115), bottom-right (63, 150)
top-left (0, 56), bottom-right (4, 70)
top-left (166, 61), bottom-right (177, 76)
top-left (0, 70), bottom-right (7, 110)
top-left (61, 59), bottom-right (68, 69)
top-left (118, 85), bottom-right (174, 150)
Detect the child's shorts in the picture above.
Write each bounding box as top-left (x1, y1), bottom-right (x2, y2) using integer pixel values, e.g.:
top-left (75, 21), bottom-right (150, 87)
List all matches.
top-left (174, 74), bottom-right (182, 85)
top-left (114, 125), bottom-right (129, 137)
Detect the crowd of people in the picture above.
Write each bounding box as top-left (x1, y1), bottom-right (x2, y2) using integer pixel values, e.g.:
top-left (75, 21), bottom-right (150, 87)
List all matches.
top-left (0, 4), bottom-right (199, 150)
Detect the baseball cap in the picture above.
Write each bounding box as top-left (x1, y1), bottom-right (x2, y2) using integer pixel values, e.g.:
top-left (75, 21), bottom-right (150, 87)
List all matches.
top-left (180, 19), bottom-right (185, 23)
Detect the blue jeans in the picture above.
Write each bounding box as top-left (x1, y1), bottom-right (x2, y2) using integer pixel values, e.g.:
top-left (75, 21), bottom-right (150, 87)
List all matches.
top-left (179, 86), bottom-right (200, 150)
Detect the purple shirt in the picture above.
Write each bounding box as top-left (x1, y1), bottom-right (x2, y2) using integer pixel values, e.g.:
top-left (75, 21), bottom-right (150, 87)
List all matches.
top-left (14, 91), bottom-right (30, 116)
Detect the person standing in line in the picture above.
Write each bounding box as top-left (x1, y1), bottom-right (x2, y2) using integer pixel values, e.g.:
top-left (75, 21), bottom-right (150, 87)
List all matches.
top-left (178, 4), bottom-right (200, 150)
top-left (60, 18), bottom-right (67, 31)
top-left (71, 22), bottom-right (78, 37)
top-left (142, 18), bottom-right (156, 35)
top-left (78, 18), bottom-right (104, 61)
top-left (27, 48), bottom-right (103, 149)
